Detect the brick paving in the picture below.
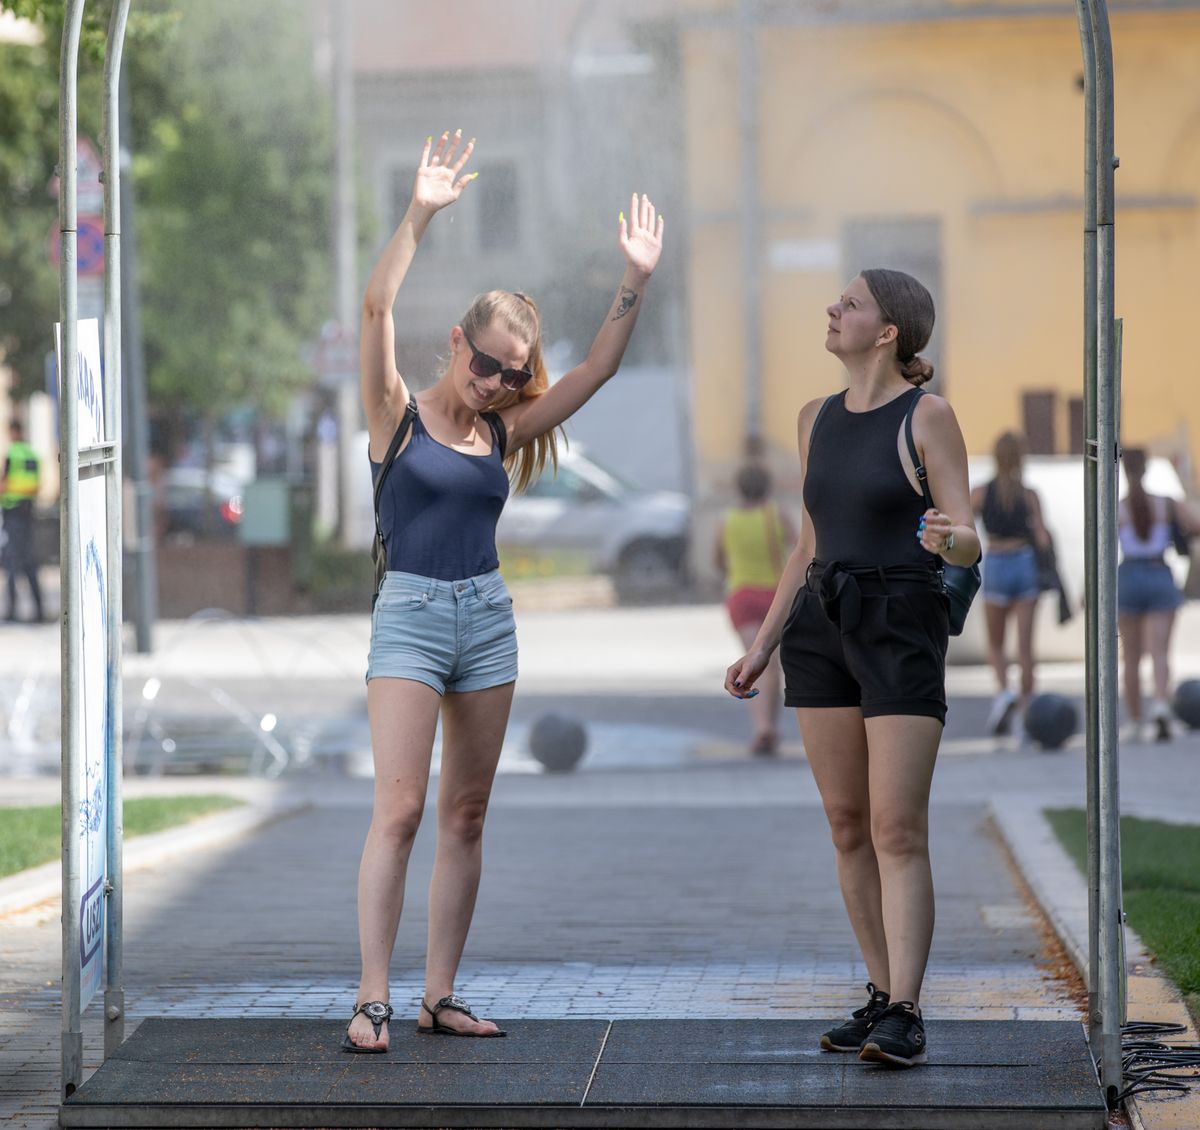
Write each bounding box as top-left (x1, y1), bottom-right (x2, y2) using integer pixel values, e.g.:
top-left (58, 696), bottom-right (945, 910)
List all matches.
top-left (0, 767), bottom-right (1079, 1128)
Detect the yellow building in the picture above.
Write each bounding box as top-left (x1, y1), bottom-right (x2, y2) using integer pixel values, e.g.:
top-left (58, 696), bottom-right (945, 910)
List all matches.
top-left (683, 1), bottom-right (1200, 501)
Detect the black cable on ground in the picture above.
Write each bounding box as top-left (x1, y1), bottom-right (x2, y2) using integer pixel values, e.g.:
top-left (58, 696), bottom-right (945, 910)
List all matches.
top-left (1113, 1020), bottom-right (1200, 1104)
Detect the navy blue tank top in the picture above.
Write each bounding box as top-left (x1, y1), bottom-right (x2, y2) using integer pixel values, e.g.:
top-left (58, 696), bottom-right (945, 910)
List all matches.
top-left (803, 387), bottom-right (934, 569)
top-left (371, 408), bottom-right (509, 581)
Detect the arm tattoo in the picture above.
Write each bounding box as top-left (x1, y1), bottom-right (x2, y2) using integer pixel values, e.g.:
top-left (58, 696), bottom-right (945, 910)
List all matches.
top-left (611, 285), bottom-right (638, 322)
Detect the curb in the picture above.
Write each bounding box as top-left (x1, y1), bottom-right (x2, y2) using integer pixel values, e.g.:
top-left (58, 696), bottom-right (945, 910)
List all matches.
top-left (991, 799), bottom-right (1200, 1130)
top-left (0, 799), bottom-right (310, 918)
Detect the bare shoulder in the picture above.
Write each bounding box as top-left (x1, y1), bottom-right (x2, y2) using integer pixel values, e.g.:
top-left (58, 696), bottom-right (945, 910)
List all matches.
top-left (912, 390), bottom-right (958, 425)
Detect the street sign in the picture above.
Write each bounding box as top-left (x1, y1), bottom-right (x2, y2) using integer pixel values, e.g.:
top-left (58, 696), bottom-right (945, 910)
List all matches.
top-left (48, 213), bottom-right (106, 278)
top-left (305, 321), bottom-right (359, 388)
top-left (48, 136), bottom-right (104, 214)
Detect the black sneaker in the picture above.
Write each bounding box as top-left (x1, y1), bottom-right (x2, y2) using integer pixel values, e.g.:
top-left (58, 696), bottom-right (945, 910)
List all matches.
top-left (819, 982), bottom-right (890, 1052)
top-left (859, 1001), bottom-right (927, 1067)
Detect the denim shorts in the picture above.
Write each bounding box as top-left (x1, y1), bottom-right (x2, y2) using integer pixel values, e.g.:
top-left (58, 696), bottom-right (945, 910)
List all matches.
top-left (366, 569), bottom-right (518, 694)
top-left (1117, 558), bottom-right (1183, 616)
top-left (982, 545), bottom-right (1040, 606)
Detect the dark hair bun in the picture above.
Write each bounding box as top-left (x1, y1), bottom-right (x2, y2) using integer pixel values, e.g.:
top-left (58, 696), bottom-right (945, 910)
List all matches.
top-left (900, 355), bottom-right (935, 386)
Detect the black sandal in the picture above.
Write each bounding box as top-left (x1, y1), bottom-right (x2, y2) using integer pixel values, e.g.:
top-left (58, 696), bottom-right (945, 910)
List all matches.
top-left (341, 1000), bottom-right (393, 1053)
top-left (418, 994), bottom-right (506, 1038)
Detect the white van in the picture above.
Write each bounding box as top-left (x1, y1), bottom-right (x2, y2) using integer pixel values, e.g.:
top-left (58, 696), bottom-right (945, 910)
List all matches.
top-left (950, 454), bottom-right (1189, 663)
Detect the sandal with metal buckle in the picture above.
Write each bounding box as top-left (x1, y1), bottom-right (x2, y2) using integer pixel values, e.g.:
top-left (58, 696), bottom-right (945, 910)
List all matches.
top-left (418, 994), bottom-right (506, 1038)
top-left (341, 1000), bottom-right (392, 1053)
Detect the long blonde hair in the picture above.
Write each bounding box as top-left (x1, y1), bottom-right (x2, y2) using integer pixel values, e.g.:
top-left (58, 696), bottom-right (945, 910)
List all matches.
top-left (458, 290), bottom-right (560, 493)
top-left (992, 431), bottom-right (1026, 510)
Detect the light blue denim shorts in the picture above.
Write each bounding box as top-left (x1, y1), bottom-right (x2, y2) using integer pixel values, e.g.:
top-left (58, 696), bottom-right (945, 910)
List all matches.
top-left (366, 569), bottom-right (518, 695)
top-left (982, 545), bottom-right (1040, 606)
top-left (1117, 558), bottom-right (1183, 616)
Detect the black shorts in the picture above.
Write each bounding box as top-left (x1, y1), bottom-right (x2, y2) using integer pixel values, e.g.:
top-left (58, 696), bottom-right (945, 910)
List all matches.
top-left (780, 561), bottom-right (949, 723)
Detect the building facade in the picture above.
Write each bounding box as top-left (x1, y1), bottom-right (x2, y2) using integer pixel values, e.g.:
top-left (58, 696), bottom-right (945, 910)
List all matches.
top-left (682, 0), bottom-right (1200, 510)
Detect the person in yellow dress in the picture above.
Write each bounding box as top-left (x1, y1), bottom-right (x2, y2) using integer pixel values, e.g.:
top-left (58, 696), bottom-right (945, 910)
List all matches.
top-left (715, 463), bottom-right (794, 754)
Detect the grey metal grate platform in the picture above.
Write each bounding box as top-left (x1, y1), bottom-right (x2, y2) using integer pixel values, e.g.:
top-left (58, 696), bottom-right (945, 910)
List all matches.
top-left (60, 1018), bottom-right (1106, 1129)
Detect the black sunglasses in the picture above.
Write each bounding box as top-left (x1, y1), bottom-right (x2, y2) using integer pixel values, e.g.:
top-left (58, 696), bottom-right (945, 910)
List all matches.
top-left (462, 331), bottom-right (533, 392)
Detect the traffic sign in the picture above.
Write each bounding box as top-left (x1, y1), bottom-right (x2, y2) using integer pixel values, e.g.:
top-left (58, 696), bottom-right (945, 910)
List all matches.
top-left (47, 213), bottom-right (106, 278)
top-left (48, 136), bottom-right (105, 214)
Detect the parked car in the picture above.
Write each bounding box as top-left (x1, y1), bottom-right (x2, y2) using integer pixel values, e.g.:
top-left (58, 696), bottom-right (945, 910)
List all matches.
top-left (496, 447), bottom-right (691, 602)
top-left (163, 467), bottom-right (244, 542)
top-left (348, 433), bottom-right (690, 603)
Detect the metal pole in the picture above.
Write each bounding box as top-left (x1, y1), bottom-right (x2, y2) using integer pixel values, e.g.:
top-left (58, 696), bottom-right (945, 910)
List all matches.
top-left (1089, 0), bottom-right (1125, 1106)
top-left (102, 0), bottom-right (131, 1059)
top-left (1073, 0), bottom-right (1101, 1056)
top-left (119, 64), bottom-right (157, 654)
top-left (736, 0), bottom-right (762, 444)
top-left (332, 0), bottom-right (360, 547)
top-left (59, 0), bottom-right (87, 1100)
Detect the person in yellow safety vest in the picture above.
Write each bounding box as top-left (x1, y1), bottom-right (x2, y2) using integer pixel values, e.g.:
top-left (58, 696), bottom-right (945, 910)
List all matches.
top-left (1, 419), bottom-right (46, 622)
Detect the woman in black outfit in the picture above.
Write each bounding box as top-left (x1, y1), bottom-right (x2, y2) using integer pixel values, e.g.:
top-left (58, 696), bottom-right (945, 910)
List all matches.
top-left (725, 269), bottom-right (979, 1069)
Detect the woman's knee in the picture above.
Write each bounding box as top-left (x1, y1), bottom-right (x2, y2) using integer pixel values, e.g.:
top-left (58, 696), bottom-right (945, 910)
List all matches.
top-left (370, 794), bottom-right (425, 850)
top-left (440, 795), bottom-right (490, 845)
top-left (824, 802), bottom-right (872, 855)
top-left (871, 812), bottom-right (929, 860)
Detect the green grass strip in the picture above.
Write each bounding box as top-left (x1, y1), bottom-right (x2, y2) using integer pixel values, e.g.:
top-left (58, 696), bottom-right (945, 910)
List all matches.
top-left (0, 795), bottom-right (244, 880)
top-left (1045, 808), bottom-right (1200, 998)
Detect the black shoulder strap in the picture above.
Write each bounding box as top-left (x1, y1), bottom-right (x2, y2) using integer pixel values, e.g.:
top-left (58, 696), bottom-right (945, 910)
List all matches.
top-left (373, 398), bottom-right (418, 526)
top-left (482, 410), bottom-right (507, 459)
top-left (902, 389), bottom-right (935, 512)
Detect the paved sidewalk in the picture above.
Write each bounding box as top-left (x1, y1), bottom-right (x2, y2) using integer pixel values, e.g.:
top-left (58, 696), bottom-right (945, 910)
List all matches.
top-left (2, 602), bottom-right (1199, 1127)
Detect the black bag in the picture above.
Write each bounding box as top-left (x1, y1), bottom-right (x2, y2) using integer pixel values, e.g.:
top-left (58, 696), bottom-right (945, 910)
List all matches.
top-left (1035, 539), bottom-right (1074, 625)
top-left (1169, 496), bottom-right (1191, 559)
top-left (903, 391), bottom-right (981, 636)
top-left (371, 399), bottom-right (419, 607)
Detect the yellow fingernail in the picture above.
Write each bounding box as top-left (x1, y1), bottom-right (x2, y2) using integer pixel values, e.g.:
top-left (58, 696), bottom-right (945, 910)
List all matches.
top-left (455, 127), bottom-right (462, 135)
top-left (469, 137), bottom-right (476, 145)
top-left (426, 136), bottom-right (432, 145)
top-left (470, 172), bottom-right (479, 180)
top-left (619, 211), bottom-right (625, 223)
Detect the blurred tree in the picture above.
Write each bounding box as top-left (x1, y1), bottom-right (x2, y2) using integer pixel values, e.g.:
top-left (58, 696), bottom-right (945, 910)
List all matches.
top-left (0, 0), bottom-right (333, 443)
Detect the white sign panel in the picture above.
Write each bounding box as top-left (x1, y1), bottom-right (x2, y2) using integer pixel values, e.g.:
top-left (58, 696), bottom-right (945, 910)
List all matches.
top-left (56, 318), bottom-right (108, 1010)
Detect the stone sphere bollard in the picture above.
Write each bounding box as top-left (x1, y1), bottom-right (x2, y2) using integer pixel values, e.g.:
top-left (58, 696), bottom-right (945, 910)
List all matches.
top-left (1172, 679), bottom-right (1200, 730)
top-left (1023, 693), bottom-right (1078, 751)
top-left (528, 713), bottom-right (589, 773)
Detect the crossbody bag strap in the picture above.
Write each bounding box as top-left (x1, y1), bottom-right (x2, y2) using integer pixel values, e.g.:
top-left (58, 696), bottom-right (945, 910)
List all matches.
top-left (902, 389), bottom-right (935, 512)
top-left (482, 410), bottom-right (508, 460)
top-left (373, 398), bottom-right (419, 541)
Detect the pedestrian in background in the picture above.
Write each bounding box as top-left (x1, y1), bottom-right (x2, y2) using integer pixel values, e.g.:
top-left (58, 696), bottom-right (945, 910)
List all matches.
top-left (715, 462), bottom-right (793, 755)
top-left (344, 130), bottom-right (663, 1053)
top-left (725, 268), bottom-right (980, 1069)
top-left (970, 431), bottom-right (1052, 738)
top-left (1, 419), bottom-right (45, 624)
top-left (1117, 447), bottom-right (1200, 741)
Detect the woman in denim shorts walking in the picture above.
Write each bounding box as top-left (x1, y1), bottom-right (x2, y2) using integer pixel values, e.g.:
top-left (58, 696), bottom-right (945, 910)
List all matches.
top-left (344, 130), bottom-right (664, 1052)
top-left (724, 269), bottom-right (979, 1068)
top-left (1117, 448), bottom-right (1200, 742)
top-left (970, 431), bottom-right (1052, 738)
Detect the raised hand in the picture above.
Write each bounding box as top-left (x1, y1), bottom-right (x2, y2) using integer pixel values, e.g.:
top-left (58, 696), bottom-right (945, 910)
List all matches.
top-left (412, 130), bottom-right (477, 214)
top-left (618, 192), bottom-right (664, 279)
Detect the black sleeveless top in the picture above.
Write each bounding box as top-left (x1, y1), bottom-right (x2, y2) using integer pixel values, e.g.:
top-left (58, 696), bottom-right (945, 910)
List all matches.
top-left (980, 479), bottom-right (1031, 541)
top-left (371, 409), bottom-right (509, 581)
top-left (803, 387), bottom-right (934, 570)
